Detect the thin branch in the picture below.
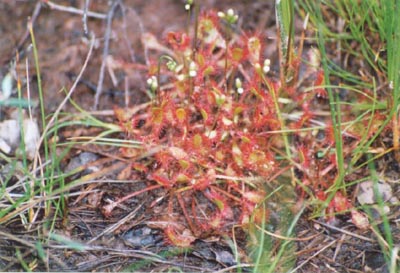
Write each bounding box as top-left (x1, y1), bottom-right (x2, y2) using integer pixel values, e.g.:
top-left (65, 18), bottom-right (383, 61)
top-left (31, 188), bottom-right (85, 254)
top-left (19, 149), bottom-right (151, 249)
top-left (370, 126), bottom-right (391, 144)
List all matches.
top-left (16, 1), bottom-right (42, 52)
top-left (312, 219), bottom-right (375, 242)
top-left (288, 239), bottom-right (337, 273)
top-left (88, 204), bottom-right (143, 243)
top-left (94, 0), bottom-right (119, 109)
top-left (119, 3), bottom-right (141, 63)
top-left (82, 0), bottom-right (90, 37)
top-left (44, 0), bottom-right (107, 19)
top-left (255, 224), bottom-right (322, 241)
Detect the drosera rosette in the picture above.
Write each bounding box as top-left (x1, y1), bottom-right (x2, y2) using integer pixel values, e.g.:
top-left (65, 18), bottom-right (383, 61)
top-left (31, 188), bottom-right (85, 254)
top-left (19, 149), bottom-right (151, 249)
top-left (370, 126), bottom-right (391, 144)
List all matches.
top-left (113, 10), bottom-right (287, 246)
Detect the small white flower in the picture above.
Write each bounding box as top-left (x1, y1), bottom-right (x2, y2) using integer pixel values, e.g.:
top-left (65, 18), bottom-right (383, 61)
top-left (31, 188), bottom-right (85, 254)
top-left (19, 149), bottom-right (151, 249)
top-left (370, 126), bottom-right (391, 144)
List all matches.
top-left (189, 61), bottom-right (197, 78)
top-left (227, 9), bottom-right (235, 17)
top-left (208, 130), bottom-right (217, 139)
top-left (147, 76), bottom-right (158, 91)
top-left (176, 74), bottom-right (186, 81)
top-left (235, 78), bottom-right (242, 88)
top-left (263, 59), bottom-right (271, 74)
top-left (189, 70), bottom-right (197, 77)
top-left (235, 78), bottom-right (243, 94)
top-left (185, 0), bottom-right (193, 10)
top-left (217, 11), bottom-right (225, 18)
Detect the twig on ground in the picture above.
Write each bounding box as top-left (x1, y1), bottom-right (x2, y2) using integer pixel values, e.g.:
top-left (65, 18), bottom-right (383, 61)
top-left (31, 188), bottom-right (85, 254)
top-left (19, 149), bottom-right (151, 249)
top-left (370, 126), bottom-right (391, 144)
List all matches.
top-left (213, 263), bottom-right (254, 273)
top-left (44, 0), bottom-right (107, 19)
top-left (255, 224), bottom-right (321, 241)
top-left (73, 247), bottom-right (208, 271)
top-left (82, 0), bottom-right (90, 37)
top-left (94, 0), bottom-right (119, 109)
top-left (88, 203), bottom-right (143, 243)
top-left (16, 1), bottom-right (42, 53)
top-left (119, 3), bottom-right (142, 63)
top-left (289, 239), bottom-right (337, 273)
top-left (333, 233), bottom-right (346, 261)
top-left (0, 229), bottom-right (36, 249)
top-left (312, 220), bottom-right (375, 242)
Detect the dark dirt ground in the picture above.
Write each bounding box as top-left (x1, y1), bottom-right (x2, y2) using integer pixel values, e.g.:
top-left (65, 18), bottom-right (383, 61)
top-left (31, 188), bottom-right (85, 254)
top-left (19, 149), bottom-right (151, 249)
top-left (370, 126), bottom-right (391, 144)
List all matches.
top-left (0, 1), bottom-right (399, 272)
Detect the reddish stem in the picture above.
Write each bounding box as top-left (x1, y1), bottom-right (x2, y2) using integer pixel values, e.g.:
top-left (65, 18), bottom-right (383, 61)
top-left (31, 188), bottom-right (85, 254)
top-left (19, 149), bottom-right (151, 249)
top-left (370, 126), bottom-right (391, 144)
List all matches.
top-left (176, 191), bottom-right (199, 236)
top-left (116, 184), bottom-right (163, 206)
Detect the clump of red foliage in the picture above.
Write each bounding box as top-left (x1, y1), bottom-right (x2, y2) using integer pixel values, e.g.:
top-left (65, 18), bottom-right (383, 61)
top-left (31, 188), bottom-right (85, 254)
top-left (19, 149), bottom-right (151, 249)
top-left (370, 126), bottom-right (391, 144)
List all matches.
top-left (113, 10), bottom-right (365, 246)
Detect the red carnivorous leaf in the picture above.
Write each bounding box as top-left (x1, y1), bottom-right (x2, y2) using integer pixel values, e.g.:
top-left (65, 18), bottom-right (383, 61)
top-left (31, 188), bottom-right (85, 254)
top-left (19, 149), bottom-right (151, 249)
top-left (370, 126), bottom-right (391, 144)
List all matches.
top-left (164, 225), bottom-right (196, 247)
top-left (330, 192), bottom-right (352, 213)
top-left (166, 31), bottom-right (190, 51)
top-left (148, 173), bottom-right (173, 188)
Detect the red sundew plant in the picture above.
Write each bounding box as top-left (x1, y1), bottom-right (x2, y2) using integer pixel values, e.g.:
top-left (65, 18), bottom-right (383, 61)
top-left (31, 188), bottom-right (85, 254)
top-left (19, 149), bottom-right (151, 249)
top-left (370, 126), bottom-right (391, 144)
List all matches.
top-left (112, 9), bottom-right (366, 245)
